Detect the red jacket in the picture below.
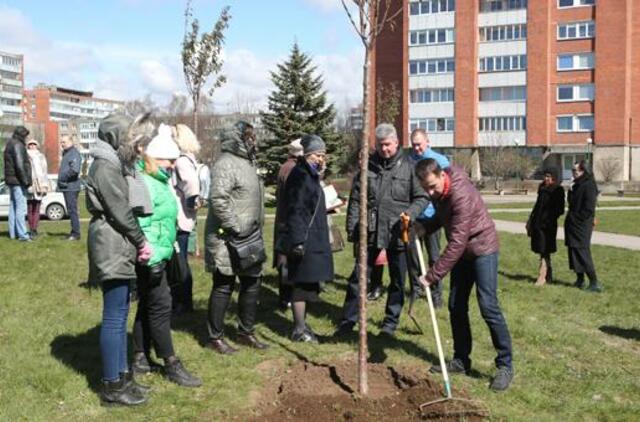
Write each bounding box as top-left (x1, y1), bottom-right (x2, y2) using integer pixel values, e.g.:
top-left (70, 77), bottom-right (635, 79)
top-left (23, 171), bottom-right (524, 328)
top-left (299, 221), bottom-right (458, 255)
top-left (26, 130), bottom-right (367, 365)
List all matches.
top-left (423, 166), bottom-right (499, 285)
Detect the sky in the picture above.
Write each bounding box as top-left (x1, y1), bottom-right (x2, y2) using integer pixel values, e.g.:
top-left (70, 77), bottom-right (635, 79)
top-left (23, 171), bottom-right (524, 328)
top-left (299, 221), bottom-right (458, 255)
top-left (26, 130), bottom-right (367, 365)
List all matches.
top-left (0, 0), bottom-right (363, 112)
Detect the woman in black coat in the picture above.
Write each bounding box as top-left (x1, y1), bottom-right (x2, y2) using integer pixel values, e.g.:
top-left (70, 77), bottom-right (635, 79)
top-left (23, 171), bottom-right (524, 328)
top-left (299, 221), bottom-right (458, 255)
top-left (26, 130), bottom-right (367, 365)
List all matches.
top-left (282, 134), bottom-right (334, 342)
top-left (527, 168), bottom-right (565, 285)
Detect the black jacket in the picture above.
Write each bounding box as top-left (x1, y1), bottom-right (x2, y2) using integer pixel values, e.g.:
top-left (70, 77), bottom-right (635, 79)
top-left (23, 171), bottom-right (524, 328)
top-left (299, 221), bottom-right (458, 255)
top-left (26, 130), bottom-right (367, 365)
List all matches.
top-left (3, 129), bottom-right (32, 187)
top-left (528, 183), bottom-right (565, 254)
top-left (564, 174), bottom-right (598, 248)
top-left (347, 150), bottom-right (428, 250)
top-left (282, 159), bottom-right (334, 284)
top-left (58, 146), bottom-right (83, 191)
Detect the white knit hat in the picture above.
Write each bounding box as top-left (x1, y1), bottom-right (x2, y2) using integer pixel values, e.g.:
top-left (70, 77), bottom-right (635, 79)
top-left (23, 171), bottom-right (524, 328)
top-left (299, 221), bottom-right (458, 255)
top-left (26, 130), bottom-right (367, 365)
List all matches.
top-left (288, 138), bottom-right (303, 157)
top-left (146, 124), bottom-right (180, 159)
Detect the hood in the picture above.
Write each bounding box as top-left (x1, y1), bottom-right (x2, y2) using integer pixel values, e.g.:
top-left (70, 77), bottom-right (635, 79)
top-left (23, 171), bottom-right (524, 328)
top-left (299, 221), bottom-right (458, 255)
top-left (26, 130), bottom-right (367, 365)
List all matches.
top-left (220, 124), bottom-right (251, 160)
top-left (12, 126), bottom-right (30, 144)
top-left (98, 113), bottom-right (133, 150)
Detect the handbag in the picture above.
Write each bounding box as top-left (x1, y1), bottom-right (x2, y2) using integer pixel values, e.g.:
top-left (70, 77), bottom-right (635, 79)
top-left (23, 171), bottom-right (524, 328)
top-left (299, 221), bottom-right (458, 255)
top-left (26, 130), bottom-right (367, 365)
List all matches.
top-left (226, 229), bottom-right (267, 272)
top-left (166, 248), bottom-right (187, 288)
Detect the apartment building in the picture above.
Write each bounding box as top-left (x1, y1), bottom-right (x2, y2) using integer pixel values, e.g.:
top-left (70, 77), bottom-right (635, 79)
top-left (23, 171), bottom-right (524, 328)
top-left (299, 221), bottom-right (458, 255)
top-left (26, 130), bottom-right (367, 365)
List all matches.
top-left (373, 0), bottom-right (640, 181)
top-left (0, 51), bottom-right (25, 145)
top-left (24, 85), bottom-right (122, 171)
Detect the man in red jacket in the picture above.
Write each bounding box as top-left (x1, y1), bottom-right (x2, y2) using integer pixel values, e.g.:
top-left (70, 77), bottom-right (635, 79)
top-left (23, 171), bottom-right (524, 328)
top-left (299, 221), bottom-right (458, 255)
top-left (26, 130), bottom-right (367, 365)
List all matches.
top-left (415, 158), bottom-right (514, 392)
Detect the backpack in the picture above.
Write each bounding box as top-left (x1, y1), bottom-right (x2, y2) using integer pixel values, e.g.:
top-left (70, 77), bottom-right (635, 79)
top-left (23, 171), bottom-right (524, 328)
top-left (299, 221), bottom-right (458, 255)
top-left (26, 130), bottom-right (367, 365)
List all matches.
top-left (174, 154), bottom-right (210, 206)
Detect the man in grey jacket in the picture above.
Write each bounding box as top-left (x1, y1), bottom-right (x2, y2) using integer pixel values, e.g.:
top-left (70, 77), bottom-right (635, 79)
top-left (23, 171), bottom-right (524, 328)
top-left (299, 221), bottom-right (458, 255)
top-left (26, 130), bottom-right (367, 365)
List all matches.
top-left (336, 123), bottom-right (428, 337)
top-left (58, 135), bottom-right (82, 240)
top-left (3, 126), bottom-right (32, 241)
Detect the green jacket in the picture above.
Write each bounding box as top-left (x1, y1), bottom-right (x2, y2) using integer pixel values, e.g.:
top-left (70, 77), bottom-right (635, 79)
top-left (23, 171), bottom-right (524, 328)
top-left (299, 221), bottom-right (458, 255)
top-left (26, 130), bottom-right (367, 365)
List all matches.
top-left (136, 161), bottom-right (178, 267)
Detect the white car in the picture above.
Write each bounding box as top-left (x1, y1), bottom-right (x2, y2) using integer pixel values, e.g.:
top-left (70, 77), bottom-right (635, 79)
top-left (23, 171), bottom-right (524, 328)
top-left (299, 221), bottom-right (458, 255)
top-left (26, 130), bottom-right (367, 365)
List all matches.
top-left (0, 181), bottom-right (68, 220)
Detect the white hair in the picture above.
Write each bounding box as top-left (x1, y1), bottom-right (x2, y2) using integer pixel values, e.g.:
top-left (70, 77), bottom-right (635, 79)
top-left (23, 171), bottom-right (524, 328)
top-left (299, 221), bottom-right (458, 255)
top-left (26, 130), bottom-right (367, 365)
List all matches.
top-left (375, 123), bottom-right (398, 143)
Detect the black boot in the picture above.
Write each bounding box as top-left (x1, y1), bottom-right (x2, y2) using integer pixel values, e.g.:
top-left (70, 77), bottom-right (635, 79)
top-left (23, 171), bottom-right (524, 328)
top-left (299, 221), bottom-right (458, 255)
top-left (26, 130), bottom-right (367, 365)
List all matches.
top-left (101, 377), bottom-right (147, 407)
top-left (164, 358), bottom-right (202, 387)
top-left (121, 371), bottom-right (151, 396)
top-left (132, 353), bottom-right (162, 375)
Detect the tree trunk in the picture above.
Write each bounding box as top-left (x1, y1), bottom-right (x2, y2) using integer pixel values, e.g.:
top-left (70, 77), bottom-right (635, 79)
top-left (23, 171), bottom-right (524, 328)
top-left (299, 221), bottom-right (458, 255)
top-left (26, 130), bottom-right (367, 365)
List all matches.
top-left (357, 46), bottom-right (372, 397)
top-left (192, 94), bottom-right (199, 135)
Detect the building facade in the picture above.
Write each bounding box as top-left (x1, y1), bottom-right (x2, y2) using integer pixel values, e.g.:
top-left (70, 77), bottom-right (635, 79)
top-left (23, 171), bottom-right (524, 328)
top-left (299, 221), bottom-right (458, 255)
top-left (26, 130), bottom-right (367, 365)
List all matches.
top-left (0, 51), bottom-right (25, 146)
top-left (24, 85), bottom-right (122, 172)
top-left (374, 0), bottom-right (640, 181)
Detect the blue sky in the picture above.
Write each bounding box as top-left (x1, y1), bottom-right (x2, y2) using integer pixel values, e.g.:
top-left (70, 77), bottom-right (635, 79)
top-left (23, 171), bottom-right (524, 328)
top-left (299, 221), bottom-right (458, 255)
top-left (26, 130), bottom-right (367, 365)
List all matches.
top-left (0, 0), bottom-right (363, 111)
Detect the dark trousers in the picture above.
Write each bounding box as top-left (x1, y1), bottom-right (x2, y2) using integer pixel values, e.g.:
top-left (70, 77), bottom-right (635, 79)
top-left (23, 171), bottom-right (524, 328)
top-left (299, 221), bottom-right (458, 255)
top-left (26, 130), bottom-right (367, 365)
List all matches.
top-left (133, 265), bottom-right (175, 359)
top-left (63, 190), bottom-right (80, 238)
top-left (173, 230), bottom-right (194, 310)
top-left (277, 258), bottom-right (292, 306)
top-left (408, 229), bottom-right (443, 301)
top-left (100, 280), bottom-right (131, 381)
top-left (340, 246), bottom-right (407, 331)
top-left (568, 246), bottom-right (598, 282)
top-left (449, 252), bottom-right (513, 369)
top-left (27, 200), bottom-right (41, 232)
top-left (207, 270), bottom-right (261, 340)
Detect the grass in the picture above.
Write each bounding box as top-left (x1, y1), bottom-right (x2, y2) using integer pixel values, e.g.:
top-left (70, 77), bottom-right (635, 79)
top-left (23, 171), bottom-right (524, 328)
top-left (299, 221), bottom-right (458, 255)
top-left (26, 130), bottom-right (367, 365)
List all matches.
top-left (492, 209), bottom-right (640, 237)
top-left (487, 201), bottom-right (640, 209)
top-left (1, 217), bottom-right (639, 421)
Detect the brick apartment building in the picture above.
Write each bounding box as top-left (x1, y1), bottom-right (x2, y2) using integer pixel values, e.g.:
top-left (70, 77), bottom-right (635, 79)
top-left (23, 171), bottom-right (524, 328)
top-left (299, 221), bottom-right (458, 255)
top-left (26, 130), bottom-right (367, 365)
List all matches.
top-left (372, 0), bottom-right (640, 182)
top-left (0, 51), bottom-right (25, 146)
top-left (23, 85), bottom-right (122, 172)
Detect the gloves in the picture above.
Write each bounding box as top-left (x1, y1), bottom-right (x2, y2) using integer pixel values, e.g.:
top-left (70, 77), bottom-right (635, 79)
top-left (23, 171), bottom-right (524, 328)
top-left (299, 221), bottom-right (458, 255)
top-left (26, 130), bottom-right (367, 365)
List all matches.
top-left (291, 244), bottom-right (305, 257)
top-left (137, 241), bottom-right (153, 263)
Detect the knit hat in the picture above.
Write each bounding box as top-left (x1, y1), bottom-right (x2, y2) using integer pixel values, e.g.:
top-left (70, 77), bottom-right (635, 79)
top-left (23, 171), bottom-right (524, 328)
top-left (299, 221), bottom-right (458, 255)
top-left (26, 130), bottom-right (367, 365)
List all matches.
top-left (146, 124), bottom-right (180, 159)
top-left (288, 138), bottom-right (303, 157)
top-left (300, 134), bottom-right (326, 155)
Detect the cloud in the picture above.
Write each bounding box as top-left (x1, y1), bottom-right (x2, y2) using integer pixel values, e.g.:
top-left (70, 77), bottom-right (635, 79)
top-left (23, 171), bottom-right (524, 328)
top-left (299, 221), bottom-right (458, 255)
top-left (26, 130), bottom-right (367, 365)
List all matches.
top-left (139, 60), bottom-right (181, 94)
top-left (304, 0), bottom-right (343, 13)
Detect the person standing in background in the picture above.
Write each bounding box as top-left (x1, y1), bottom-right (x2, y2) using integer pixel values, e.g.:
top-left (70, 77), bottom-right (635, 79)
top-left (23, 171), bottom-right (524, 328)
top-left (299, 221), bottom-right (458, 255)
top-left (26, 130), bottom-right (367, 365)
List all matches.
top-left (3, 126), bottom-right (32, 241)
top-left (57, 135), bottom-right (82, 241)
top-left (26, 138), bottom-right (49, 238)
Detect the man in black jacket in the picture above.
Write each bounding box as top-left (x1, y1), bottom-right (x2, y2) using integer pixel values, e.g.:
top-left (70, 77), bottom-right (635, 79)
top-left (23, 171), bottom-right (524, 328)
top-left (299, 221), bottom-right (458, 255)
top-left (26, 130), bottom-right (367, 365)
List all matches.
top-left (335, 123), bottom-right (428, 337)
top-left (565, 161), bottom-right (601, 292)
top-left (3, 126), bottom-right (32, 241)
top-left (57, 135), bottom-right (83, 240)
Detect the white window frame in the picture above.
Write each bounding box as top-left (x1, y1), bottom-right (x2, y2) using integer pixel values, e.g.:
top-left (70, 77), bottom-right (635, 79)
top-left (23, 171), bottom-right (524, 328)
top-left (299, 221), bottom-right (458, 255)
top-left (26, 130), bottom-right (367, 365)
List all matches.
top-left (409, 28), bottom-right (455, 46)
top-left (557, 52), bottom-right (594, 71)
top-left (479, 116), bottom-right (526, 132)
top-left (556, 114), bottom-right (594, 132)
top-left (479, 24), bottom-right (527, 43)
top-left (558, 0), bottom-right (595, 9)
top-left (409, 58), bottom-right (455, 76)
top-left (410, 117), bottom-right (455, 133)
top-left (557, 21), bottom-right (595, 40)
top-left (556, 84), bottom-right (594, 102)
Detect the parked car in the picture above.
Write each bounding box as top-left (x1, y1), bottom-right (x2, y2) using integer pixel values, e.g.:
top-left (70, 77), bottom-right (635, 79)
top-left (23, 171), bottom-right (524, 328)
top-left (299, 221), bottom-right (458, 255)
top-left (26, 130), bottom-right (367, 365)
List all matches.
top-left (0, 181), bottom-right (68, 220)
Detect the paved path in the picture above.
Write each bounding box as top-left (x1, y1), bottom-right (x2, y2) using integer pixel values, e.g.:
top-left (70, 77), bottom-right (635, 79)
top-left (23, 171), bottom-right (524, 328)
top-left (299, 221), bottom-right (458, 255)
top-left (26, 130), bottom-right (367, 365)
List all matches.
top-left (490, 206), bottom-right (640, 213)
top-left (494, 219), bottom-right (640, 251)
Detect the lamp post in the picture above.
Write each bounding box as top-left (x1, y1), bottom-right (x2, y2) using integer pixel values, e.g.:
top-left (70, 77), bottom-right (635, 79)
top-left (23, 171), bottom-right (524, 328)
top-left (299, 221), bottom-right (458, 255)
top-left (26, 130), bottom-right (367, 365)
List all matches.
top-left (586, 137), bottom-right (593, 171)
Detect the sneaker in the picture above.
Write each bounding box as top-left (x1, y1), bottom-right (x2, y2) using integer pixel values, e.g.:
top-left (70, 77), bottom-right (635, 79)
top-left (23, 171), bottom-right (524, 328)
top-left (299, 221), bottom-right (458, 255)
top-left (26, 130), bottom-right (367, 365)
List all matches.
top-left (489, 366), bottom-right (514, 391)
top-left (101, 377), bottom-right (147, 407)
top-left (291, 328), bottom-right (319, 344)
top-left (164, 359), bottom-right (202, 388)
top-left (67, 235), bottom-right (80, 241)
top-left (587, 282), bottom-right (603, 293)
top-left (429, 358), bottom-right (471, 375)
top-left (367, 286), bottom-right (384, 301)
top-left (573, 280), bottom-right (585, 289)
top-left (132, 353), bottom-right (162, 375)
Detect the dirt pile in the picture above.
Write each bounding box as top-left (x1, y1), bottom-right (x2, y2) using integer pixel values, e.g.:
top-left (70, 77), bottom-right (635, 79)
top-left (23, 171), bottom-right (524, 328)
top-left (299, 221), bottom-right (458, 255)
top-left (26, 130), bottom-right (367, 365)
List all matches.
top-left (246, 358), bottom-right (486, 421)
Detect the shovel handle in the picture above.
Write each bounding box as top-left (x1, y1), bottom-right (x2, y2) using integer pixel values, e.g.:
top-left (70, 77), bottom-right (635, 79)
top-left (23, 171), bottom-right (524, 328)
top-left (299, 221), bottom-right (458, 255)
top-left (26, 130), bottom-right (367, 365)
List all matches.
top-left (400, 213), bottom-right (411, 244)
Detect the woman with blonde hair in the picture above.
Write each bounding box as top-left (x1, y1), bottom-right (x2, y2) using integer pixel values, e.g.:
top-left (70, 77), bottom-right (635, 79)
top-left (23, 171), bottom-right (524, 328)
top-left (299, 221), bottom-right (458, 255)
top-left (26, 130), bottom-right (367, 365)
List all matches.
top-left (171, 124), bottom-right (201, 314)
top-left (26, 139), bottom-right (49, 237)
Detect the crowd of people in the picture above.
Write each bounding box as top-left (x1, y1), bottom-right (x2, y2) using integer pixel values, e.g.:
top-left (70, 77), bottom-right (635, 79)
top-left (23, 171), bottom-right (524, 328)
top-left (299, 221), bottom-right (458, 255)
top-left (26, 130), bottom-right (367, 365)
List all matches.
top-left (2, 114), bottom-right (604, 405)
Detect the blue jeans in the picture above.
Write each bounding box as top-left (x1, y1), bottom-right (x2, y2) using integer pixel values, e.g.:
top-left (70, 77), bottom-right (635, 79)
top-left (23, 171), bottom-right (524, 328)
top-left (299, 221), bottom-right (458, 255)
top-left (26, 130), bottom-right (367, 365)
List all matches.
top-left (101, 280), bottom-right (131, 381)
top-left (8, 185), bottom-right (28, 240)
top-left (449, 252), bottom-right (513, 369)
top-left (62, 190), bottom-right (81, 238)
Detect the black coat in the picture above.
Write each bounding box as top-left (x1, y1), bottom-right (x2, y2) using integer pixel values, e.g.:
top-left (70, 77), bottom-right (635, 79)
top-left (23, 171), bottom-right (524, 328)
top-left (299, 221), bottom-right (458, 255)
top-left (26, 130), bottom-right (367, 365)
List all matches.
top-left (57, 146), bottom-right (83, 191)
top-left (528, 183), bottom-right (565, 254)
top-left (3, 133), bottom-right (32, 187)
top-left (346, 150), bottom-right (428, 250)
top-left (282, 159), bottom-right (334, 284)
top-left (564, 174), bottom-right (598, 248)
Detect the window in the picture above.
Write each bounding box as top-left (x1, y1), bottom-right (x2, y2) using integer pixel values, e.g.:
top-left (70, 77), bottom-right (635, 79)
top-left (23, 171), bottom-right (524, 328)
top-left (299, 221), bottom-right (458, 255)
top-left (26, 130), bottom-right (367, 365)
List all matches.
top-left (479, 116), bottom-right (526, 132)
top-left (409, 28), bottom-right (455, 46)
top-left (558, 0), bottom-right (594, 8)
top-left (479, 24), bottom-right (527, 42)
top-left (556, 114), bottom-right (594, 132)
top-left (410, 88), bottom-right (455, 103)
top-left (557, 84), bottom-right (594, 102)
top-left (558, 21), bottom-right (595, 40)
top-left (410, 118), bottom-right (455, 132)
top-left (479, 55), bottom-right (527, 72)
top-left (479, 86), bottom-right (526, 102)
top-left (409, 0), bottom-right (455, 15)
top-left (480, 0), bottom-right (527, 12)
top-left (409, 58), bottom-right (455, 75)
top-left (1, 56), bottom-right (21, 66)
top-left (557, 53), bottom-right (594, 70)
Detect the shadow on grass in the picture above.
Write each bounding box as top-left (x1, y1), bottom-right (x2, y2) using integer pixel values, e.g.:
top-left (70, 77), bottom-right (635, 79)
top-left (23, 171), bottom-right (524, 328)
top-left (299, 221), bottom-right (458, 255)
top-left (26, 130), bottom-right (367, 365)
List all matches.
top-left (50, 325), bottom-right (103, 393)
top-left (599, 325), bottom-right (640, 341)
top-left (498, 270), bottom-right (576, 288)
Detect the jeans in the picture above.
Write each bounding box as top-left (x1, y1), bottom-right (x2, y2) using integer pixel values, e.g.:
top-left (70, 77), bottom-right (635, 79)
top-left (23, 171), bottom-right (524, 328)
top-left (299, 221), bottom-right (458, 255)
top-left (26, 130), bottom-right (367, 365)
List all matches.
top-left (207, 271), bottom-right (261, 340)
top-left (449, 252), bottom-right (513, 369)
top-left (341, 246), bottom-right (408, 331)
top-left (408, 230), bottom-right (443, 301)
top-left (173, 230), bottom-right (194, 310)
top-left (8, 185), bottom-right (28, 240)
top-left (27, 200), bottom-right (42, 232)
top-left (63, 190), bottom-right (81, 238)
top-left (101, 280), bottom-right (131, 382)
top-left (133, 265), bottom-right (175, 359)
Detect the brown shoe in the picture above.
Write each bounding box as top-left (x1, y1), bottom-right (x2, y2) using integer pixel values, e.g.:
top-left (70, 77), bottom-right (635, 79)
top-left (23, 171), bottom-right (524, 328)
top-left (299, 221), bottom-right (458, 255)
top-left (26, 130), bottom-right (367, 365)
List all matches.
top-left (236, 333), bottom-right (270, 350)
top-left (207, 339), bottom-right (238, 355)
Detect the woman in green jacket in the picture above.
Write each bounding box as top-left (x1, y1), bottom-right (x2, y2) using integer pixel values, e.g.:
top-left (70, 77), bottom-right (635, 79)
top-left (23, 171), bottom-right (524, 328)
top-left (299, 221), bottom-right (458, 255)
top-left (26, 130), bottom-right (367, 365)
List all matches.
top-left (131, 124), bottom-right (201, 388)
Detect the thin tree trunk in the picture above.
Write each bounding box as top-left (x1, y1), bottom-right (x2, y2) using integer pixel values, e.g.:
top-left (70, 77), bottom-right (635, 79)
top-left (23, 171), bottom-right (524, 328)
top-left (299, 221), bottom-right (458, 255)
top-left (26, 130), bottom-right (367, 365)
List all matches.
top-left (357, 46), bottom-right (372, 397)
top-left (192, 94), bottom-right (199, 135)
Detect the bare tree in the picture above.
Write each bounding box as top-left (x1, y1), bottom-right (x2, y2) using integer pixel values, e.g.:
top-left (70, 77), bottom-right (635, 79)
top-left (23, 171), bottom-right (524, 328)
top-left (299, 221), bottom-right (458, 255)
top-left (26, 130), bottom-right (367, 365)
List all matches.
top-left (375, 79), bottom-right (400, 125)
top-left (341, 0), bottom-right (402, 396)
top-left (182, 0), bottom-right (231, 135)
top-left (596, 159), bottom-right (622, 183)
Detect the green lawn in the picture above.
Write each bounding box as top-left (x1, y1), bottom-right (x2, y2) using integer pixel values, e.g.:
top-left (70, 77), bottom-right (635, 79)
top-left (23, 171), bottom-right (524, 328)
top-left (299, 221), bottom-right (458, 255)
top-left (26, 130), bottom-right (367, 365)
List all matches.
top-left (492, 209), bottom-right (640, 237)
top-left (487, 200), bottom-right (640, 209)
top-left (0, 218), bottom-right (638, 421)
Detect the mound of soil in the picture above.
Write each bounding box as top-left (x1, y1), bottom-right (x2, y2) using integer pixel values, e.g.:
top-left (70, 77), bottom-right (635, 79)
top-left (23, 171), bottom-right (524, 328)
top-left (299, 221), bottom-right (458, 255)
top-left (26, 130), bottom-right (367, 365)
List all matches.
top-left (246, 358), bottom-right (487, 421)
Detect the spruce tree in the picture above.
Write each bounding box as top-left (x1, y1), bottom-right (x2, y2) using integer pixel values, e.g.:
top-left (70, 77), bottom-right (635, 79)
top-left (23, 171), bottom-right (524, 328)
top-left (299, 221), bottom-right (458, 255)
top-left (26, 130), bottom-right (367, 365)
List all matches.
top-left (259, 43), bottom-right (340, 184)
